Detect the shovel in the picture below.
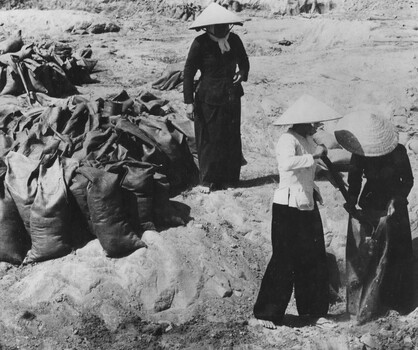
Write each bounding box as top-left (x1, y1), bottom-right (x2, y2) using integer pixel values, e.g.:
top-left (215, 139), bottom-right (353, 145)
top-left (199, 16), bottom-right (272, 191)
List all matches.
top-left (10, 54), bottom-right (36, 106)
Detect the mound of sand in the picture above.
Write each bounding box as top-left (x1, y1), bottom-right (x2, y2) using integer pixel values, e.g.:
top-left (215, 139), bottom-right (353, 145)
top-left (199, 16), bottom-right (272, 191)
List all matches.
top-left (0, 9), bottom-right (112, 38)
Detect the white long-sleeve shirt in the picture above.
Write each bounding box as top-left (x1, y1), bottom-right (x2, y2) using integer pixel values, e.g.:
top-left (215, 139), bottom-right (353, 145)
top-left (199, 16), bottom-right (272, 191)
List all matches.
top-left (273, 129), bottom-right (321, 211)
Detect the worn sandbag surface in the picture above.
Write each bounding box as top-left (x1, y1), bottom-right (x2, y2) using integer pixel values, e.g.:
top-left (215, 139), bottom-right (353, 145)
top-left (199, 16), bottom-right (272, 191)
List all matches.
top-left (0, 171), bottom-right (30, 265)
top-left (68, 172), bottom-right (95, 245)
top-left (106, 160), bottom-right (157, 229)
top-left (4, 151), bottom-right (40, 234)
top-left (134, 115), bottom-right (199, 189)
top-left (26, 156), bottom-right (72, 263)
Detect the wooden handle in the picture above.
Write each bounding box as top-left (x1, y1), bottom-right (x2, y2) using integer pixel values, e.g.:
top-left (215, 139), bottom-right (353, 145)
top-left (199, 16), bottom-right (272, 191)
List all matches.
top-left (320, 155), bottom-right (350, 202)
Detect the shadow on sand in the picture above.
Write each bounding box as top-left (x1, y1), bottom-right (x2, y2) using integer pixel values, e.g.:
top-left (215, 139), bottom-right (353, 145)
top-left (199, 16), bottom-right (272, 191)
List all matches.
top-left (238, 174), bottom-right (280, 188)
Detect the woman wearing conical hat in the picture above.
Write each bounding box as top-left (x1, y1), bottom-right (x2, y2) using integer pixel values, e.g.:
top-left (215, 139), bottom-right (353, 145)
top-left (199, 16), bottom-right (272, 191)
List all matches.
top-left (253, 95), bottom-right (342, 329)
top-left (334, 111), bottom-right (415, 319)
top-left (183, 2), bottom-right (249, 193)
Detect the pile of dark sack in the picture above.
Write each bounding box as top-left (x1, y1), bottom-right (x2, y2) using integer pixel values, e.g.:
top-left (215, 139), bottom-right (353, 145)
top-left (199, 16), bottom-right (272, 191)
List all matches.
top-left (0, 30), bottom-right (96, 97)
top-left (0, 32), bottom-right (199, 266)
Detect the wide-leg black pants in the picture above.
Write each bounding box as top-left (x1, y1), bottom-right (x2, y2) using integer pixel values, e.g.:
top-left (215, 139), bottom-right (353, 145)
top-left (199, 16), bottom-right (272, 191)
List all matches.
top-left (254, 203), bottom-right (329, 323)
top-left (346, 205), bottom-right (414, 319)
top-left (194, 99), bottom-right (242, 186)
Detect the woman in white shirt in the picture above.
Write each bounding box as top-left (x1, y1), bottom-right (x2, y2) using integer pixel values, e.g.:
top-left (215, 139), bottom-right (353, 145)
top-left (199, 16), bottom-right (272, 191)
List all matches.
top-left (253, 95), bottom-right (342, 329)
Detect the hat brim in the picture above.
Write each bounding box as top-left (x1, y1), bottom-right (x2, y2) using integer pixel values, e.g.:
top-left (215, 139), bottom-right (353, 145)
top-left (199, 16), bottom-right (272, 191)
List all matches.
top-left (273, 94), bottom-right (342, 126)
top-left (188, 2), bottom-right (245, 30)
top-left (334, 111), bottom-right (399, 157)
top-left (189, 21), bottom-right (244, 30)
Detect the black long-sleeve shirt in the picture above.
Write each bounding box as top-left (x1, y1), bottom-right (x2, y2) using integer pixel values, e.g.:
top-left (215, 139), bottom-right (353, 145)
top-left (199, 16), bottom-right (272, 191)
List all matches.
top-left (347, 144), bottom-right (414, 210)
top-left (183, 32), bottom-right (249, 105)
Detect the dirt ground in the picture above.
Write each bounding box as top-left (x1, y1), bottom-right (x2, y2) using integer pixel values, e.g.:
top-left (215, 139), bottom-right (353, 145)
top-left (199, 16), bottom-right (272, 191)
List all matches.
top-left (0, 1), bottom-right (418, 349)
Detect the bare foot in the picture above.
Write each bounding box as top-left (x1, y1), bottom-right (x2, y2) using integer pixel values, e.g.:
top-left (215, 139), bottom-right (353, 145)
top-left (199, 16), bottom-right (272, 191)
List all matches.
top-left (258, 319), bottom-right (277, 329)
top-left (315, 317), bottom-right (336, 329)
top-left (195, 185), bottom-right (210, 194)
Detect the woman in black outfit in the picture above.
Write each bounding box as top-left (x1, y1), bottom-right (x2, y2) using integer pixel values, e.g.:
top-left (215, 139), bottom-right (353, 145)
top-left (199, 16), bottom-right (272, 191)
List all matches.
top-left (183, 3), bottom-right (250, 193)
top-left (335, 111), bottom-right (415, 318)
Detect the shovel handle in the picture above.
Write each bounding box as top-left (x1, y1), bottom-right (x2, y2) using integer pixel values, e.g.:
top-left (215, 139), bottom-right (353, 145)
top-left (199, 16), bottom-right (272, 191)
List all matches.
top-left (320, 154), bottom-right (350, 203)
top-left (10, 54), bottom-right (35, 105)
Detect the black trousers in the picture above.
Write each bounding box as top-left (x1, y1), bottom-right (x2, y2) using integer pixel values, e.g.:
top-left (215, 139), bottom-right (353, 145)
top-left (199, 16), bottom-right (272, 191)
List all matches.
top-left (346, 205), bottom-right (414, 317)
top-left (194, 99), bottom-right (242, 186)
top-left (254, 203), bottom-right (329, 323)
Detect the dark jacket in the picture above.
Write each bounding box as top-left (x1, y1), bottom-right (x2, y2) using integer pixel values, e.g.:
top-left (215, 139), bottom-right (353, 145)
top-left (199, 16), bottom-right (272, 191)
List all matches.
top-left (183, 32), bottom-right (249, 106)
top-left (347, 144), bottom-right (414, 211)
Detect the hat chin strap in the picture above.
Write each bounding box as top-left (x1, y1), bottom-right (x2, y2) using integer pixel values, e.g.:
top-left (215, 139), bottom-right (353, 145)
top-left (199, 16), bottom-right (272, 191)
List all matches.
top-left (204, 25), bottom-right (233, 54)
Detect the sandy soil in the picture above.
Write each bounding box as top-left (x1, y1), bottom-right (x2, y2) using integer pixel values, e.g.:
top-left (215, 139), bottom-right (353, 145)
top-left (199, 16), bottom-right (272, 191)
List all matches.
top-left (0, 2), bottom-right (417, 349)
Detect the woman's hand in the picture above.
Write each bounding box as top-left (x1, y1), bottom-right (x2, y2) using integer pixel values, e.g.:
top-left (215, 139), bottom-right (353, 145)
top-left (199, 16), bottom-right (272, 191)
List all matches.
top-left (233, 70), bottom-right (244, 84)
top-left (186, 103), bottom-right (194, 121)
top-left (313, 189), bottom-right (323, 205)
top-left (387, 199), bottom-right (395, 216)
top-left (313, 144), bottom-right (328, 159)
top-left (387, 196), bottom-right (406, 217)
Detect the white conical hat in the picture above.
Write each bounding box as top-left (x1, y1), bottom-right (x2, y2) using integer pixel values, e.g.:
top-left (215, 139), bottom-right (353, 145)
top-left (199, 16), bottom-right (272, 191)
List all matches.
top-left (189, 2), bottom-right (244, 30)
top-left (273, 94), bottom-right (342, 126)
top-left (334, 111), bottom-right (398, 157)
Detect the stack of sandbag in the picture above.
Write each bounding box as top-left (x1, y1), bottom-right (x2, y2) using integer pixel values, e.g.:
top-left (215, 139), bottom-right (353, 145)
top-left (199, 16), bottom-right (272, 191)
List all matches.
top-left (0, 30), bottom-right (96, 98)
top-left (1, 151), bottom-right (149, 263)
top-left (4, 152), bottom-right (76, 263)
top-left (0, 90), bottom-right (198, 264)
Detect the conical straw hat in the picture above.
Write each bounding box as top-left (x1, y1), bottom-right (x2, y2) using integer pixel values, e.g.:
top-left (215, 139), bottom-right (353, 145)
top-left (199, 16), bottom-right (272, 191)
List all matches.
top-left (189, 3), bottom-right (244, 30)
top-left (272, 94), bottom-right (342, 126)
top-left (334, 111), bottom-right (398, 157)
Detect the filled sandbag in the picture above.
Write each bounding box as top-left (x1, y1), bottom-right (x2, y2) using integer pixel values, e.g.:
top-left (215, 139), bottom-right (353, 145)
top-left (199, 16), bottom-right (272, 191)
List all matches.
top-left (0, 65), bottom-right (23, 96)
top-left (24, 58), bottom-right (50, 94)
top-left (105, 160), bottom-right (157, 230)
top-left (62, 157), bottom-right (94, 248)
top-left (114, 118), bottom-right (167, 167)
top-left (137, 115), bottom-right (199, 189)
top-left (0, 131), bottom-right (13, 157)
top-left (26, 156), bottom-right (72, 262)
top-left (78, 166), bottom-right (147, 257)
top-left (0, 165), bottom-right (30, 264)
top-left (153, 172), bottom-right (186, 227)
top-left (68, 172), bottom-right (95, 246)
top-left (27, 61), bottom-right (78, 97)
top-left (72, 128), bottom-right (117, 161)
top-left (4, 151), bottom-right (40, 234)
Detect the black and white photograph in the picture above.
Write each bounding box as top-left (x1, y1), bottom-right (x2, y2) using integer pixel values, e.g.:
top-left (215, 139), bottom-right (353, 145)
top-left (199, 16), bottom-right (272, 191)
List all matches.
top-left (0, 0), bottom-right (416, 348)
